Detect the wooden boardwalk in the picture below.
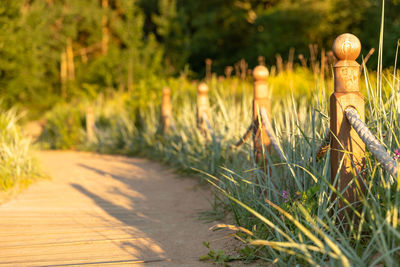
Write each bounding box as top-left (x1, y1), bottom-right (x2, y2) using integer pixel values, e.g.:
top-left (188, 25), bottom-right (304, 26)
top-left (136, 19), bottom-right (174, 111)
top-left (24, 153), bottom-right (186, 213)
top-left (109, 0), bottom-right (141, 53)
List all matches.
top-left (0, 151), bottom-right (217, 266)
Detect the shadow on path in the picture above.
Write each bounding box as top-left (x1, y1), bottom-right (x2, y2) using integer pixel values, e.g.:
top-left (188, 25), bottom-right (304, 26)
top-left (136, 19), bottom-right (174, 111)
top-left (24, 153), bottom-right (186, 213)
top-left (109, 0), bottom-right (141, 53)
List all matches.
top-left (71, 156), bottom-right (213, 265)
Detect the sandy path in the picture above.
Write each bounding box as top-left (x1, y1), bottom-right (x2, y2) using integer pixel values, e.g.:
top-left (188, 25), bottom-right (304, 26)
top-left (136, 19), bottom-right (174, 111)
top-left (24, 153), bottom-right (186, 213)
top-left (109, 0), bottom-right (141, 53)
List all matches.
top-left (0, 151), bottom-right (228, 266)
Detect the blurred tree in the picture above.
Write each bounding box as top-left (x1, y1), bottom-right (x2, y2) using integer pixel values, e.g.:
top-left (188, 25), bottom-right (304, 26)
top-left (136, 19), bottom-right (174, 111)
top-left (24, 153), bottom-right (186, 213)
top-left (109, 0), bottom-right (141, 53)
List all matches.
top-left (358, 0), bottom-right (400, 67)
top-left (0, 0), bottom-right (164, 114)
top-left (182, 0), bottom-right (252, 74)
top-left (141, 0), bottom-right (400, 74)
top-left (0, 0), bottom-right (61, 111)
top-left (248, 1), bottom-right (332, 66)
top-left (153, 0), bottom-right (189, 74)
top-left (1, 0), bottom-right (400, 112)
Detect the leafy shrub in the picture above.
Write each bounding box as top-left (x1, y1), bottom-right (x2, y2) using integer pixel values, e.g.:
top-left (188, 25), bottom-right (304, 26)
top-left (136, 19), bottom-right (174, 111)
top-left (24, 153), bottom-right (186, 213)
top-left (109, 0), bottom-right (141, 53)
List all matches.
top-left (39, 103), bottom-right (84, 150)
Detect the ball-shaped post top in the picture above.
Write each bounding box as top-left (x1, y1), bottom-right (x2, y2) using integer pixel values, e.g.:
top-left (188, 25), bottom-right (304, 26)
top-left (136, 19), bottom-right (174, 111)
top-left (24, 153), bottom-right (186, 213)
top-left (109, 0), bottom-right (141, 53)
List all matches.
top-left (253, 65), bottom-right (269, 81)
top-left (332, 33), bottom-right (361, 61)
top-left (198, 83), bottom-right (209, 94)
top-left (162, 87), bottom-right (170, 95)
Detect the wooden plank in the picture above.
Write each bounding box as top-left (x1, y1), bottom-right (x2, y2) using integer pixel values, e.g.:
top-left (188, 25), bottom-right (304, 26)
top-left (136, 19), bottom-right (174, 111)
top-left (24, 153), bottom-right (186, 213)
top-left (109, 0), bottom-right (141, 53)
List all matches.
top-left (2, 257), bottom-right (171, 267)
top-left (0, 226), bottom-right (137, 238)
top-left (0, 151), bottom-right (217, 266)
top-left (0, 234), bottom-right (145, 247)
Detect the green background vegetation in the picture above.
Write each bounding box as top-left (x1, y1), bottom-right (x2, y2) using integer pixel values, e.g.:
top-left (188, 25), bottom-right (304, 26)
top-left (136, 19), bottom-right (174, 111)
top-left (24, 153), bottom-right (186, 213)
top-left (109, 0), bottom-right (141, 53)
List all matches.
top-left (1, 0), bottom-right (400, 115)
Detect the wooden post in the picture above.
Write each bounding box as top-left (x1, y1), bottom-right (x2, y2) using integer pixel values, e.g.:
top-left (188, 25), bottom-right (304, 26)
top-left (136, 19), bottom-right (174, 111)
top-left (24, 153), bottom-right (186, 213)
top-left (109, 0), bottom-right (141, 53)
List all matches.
top-left (86, 107), bottom-right (95, 142)
top-left (197, 83), bottom-right (210, 135)
top-left (253, 65), bottom-right (271, 164)
top-left (330, 33), bottom-right (365, 214)
top-left (161, 87), bottom-right (172, 134)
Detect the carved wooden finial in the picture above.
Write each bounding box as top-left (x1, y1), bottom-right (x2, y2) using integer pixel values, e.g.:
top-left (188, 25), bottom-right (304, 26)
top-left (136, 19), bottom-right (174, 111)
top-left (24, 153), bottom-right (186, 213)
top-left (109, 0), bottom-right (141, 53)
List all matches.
top-left (332, 33), bottom-right (361, 93)
top-left (198, 83), bottom-right (209, 94)
top-left (332, 33), bottom-right (361, 61)
top-left (162, 87), bottom-right (171, 95)
top-left (253, 65), bottom-right (269, 81)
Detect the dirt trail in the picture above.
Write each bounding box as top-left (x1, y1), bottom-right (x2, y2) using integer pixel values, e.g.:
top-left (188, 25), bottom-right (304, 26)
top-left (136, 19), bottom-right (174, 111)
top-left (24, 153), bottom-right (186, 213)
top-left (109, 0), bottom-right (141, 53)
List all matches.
top-left (0, 151), bottom-right (234, 266)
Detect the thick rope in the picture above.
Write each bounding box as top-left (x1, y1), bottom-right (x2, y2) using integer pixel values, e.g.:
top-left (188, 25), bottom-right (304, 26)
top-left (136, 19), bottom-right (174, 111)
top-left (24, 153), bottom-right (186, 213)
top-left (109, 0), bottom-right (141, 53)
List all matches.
top-left (260, 107), bottom-right (302, 189)
top-left (345, 107), bottom-right (397, 184)
top-left (234, 123), bottom-right (253, 147)
top-left (260, 107), bottom-right (331, 164)
top-left (259, 107), bottom-right (286, 162)
top-left (315, 130), bottom-right (331, 161)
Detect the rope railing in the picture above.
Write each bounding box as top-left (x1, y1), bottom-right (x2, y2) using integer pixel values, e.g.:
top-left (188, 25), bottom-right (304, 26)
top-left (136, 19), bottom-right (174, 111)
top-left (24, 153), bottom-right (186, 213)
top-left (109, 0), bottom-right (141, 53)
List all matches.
top-left (238, 64), bottom-right (333, 166)
top-left (231, 60), bottom-right (333, 165)
top-left (236, 109), bottom-right (331, 165)
top-left (153, 33), bottom-right (395, 227)
top-left (260, 107), bottom-right (332, 167)
top-left (234, 123), bottom-right (253, 147)
top-left (345, 107), bottom-right (397, 184)
top-left (315, 130), bottom-right (331, 161)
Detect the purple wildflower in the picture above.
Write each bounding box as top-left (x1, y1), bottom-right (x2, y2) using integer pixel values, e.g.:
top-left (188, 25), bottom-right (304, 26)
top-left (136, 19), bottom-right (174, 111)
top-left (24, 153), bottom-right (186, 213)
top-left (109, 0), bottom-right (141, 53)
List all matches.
top-left (282, 190), bottom-right (289, 203)
top-left (394, 149), bottom-right (400, 161)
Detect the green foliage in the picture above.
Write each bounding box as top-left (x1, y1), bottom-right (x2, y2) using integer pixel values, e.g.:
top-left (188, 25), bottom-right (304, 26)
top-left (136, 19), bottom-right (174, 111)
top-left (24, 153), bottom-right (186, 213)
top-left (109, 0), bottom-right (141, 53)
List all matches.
top-left (200, 241), bottom-right (258, 265)
top-left (2, 0), bottom-right (400, 113)
top-left (200, 241), bottom-right (239, 265)
top-left (0, 106), bottom-right (44, 193)
top-left (153, 0), bottom-right (189, 73)
top-left (250, 1), bottom-right (331, 62)
top-left (39, 103), bottom-right (84, 150)
top-left (135, 0), bottom-right (400, 74)
top-left (0, 0), bottom-right (164, 115)
top-left (281, 185), bottom-right (320, 218)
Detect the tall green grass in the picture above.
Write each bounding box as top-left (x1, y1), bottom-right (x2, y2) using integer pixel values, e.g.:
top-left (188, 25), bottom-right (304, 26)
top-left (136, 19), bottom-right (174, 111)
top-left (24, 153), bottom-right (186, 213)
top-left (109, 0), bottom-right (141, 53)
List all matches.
top-left (0, 107), bottom-right (44, 200)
